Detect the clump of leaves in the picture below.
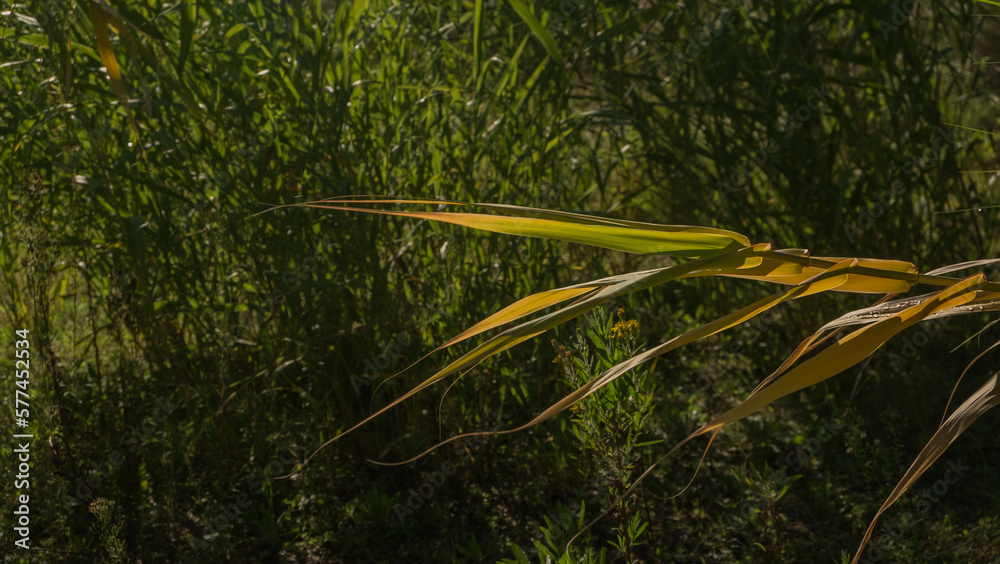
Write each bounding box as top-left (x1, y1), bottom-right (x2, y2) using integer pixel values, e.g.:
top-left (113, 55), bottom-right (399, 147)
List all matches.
top-left (553, 307), bottom-right (654, 562)
top-left (502, 502), bottom-right (608, 564)
top-left (501, 306), bottom-right (653, 563)
top-left (89, 498), bottom-right (130, 564)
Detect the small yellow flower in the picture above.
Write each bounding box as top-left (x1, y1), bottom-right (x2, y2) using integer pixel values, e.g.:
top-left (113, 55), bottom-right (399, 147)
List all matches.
top-left (610, 316), bottom-right (640, 339)
top-left (552, 340), bottom-right (572, 362)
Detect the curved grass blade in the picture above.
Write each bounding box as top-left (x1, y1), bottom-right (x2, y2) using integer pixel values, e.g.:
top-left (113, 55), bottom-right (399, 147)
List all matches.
top-left (940, 338), bottom-right (1000, 425)
top-left (506, 0), bottom-right (563, 65)
top-left (438, 286), bottom-right (600, 349)
top-left (852, 371), bottom-right (1000, 564)
top-left (281, 246), bottom-right (769, 475)
top-left (177, 0), bottom-right (196, 75)
top-left (693, 274), bottom-right (984, 436)
top-left (369, 252), bottom-right (775, 403)
top-left (369, 258), bottom-right (864, 467)
top-left (925, 258), bottom-right (1000, 277)
top-left (436, 250), bottom-right (774, 351)
top-left (820, 291), bottom-right (1000, 330)
top-left (279, 199), bottom-right (995, 295)
top-left (369, 285), bottom-right (603, 399)
top-left (754, 289), bottom-right (1000, 395)
top-left (700, 253), bottom-right (919, 293)
top-left (87, 0), bottom-right (143, 155)
top-left (564, 274), bottom-right (987, 552)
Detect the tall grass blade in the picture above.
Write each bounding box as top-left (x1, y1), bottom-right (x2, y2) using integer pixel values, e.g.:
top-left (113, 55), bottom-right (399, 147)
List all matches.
top-left (177, 0), bottom-right (196, 75)
top-left (506, 0), bottom-right (562, 65)
top-left (86, 0), bottom-right (143, 154)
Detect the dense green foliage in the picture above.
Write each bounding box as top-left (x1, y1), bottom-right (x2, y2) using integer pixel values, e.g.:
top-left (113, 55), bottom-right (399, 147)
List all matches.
top-left (1, 0), bottom-right (998, 562)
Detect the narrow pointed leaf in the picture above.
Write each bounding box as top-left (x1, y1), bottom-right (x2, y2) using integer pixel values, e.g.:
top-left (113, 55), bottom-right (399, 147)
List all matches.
top-left (438, 287), bottom-right (600, 350)
top-left (178, 0), bottom-right (196, 74)
top-left (506, 0), bottom-right (563, 65)
top-left (376, 258), bottom-right (866, 465)
top-left (87, 0), bottom-right (143, 153)
top-left (295, 200), bottom-right (751, 257)
top-left (853, 371), bottom-right (1000, 564)
top-left (695, 274), bottom-right (984, 435)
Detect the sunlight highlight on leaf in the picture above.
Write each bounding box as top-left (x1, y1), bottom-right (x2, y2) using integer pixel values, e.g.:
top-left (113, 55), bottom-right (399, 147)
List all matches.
top-left (684, 275), bottom-right (985, 442)
top-left (289, 198), bottom-right (751, 257)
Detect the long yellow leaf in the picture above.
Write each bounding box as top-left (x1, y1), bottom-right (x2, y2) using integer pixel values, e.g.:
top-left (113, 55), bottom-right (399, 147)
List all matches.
top-left (695, 274), bottom-right (984, 434)
top-left (702, 254), bottom-right (919, 294)
top-left (437, 286), bottom-right (600, 349)
top-left (285, 198), bottom-right (751, 257)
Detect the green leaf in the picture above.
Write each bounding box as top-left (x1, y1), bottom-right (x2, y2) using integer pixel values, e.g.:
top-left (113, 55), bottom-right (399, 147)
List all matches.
top-left (224, 23), bottom-right (247, 40)
top-left (289, 198), bottom-right (751, 257)
top-left (178, 0), bottom-right (197, 74)
top-left (506, 0), bottom-right (563, 65)
top-left (473, 0), bottom-right (483, 81)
